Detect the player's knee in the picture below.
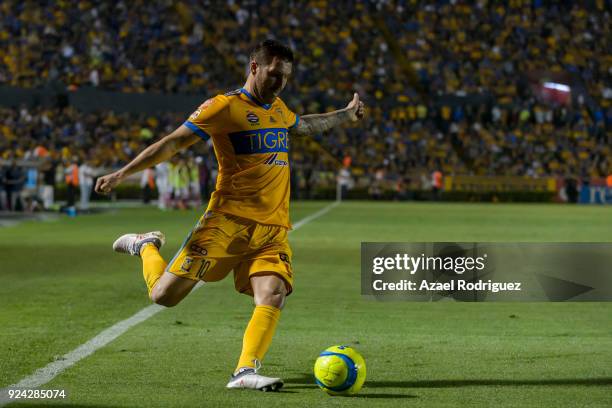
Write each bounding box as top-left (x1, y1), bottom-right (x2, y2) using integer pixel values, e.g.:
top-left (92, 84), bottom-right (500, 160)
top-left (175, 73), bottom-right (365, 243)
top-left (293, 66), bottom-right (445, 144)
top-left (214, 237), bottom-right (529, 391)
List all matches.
top-left (255, 289), bottom-right (286, 309)
top-left (150, 287), bottom-right (180, 307)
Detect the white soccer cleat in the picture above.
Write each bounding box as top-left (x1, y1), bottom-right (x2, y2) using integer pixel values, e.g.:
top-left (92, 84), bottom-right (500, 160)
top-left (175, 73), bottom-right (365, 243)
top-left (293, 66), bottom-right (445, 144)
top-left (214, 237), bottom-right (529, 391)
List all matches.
top-left (226, 368), bottom-right (284, 392)
top-left (112, 231), bottom-right (165, 257)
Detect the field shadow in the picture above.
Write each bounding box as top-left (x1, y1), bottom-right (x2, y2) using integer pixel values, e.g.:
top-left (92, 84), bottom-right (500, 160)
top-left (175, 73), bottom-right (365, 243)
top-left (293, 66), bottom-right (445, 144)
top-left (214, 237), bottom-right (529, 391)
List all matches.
top-left (284, 372), bottom-right (324, 387)
top-left (284, 384), bottom-right (318, 389)
top-left (286, 373), bottom-right (612, 392)
top-left (9, 404), bottom-right (124, 408)
top-left (367, 378), bottom-right (612, 388)
top-left (349, 393), bottom-right (417, 399)
top-left (284, 373), bottom-right (417, 399)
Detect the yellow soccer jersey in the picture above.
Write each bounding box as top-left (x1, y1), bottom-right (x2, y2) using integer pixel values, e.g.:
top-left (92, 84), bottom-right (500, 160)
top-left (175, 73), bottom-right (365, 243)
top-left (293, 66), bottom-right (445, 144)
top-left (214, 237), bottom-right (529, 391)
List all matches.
top-left (183, 88), bottom-right (299, 228)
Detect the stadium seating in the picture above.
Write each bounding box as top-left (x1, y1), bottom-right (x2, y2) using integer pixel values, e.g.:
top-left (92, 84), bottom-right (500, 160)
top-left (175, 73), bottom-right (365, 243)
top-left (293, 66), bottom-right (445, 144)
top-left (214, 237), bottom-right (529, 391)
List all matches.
top-left (0, 1), bottom-right (609, 191)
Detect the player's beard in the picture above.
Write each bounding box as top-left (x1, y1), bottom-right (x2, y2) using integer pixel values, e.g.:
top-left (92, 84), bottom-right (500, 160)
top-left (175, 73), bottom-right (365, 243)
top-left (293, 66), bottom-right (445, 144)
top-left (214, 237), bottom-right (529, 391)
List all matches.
top-left (261, 88), bottom-right (279, 103)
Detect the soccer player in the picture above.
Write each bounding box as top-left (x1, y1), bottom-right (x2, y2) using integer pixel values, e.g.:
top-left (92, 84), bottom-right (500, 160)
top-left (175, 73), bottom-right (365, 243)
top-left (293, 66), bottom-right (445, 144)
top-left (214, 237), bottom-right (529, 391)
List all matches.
top-left (94, 40), bottom-right (365, 391)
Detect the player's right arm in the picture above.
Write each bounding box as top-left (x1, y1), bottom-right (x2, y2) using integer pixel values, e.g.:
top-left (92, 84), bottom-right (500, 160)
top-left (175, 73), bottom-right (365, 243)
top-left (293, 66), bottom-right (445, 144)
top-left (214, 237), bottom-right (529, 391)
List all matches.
top-left (95, 95), bottom-right (227, 194)
top-left (94, 125), bottom-right (200, 194)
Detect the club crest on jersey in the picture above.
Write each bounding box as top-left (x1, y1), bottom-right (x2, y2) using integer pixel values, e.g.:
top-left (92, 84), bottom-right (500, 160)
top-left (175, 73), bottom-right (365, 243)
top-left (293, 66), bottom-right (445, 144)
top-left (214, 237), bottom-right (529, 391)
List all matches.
top-left (181, 257), bottom-right (194, 272)
top-left (246, 112), bottom-right (259, 124)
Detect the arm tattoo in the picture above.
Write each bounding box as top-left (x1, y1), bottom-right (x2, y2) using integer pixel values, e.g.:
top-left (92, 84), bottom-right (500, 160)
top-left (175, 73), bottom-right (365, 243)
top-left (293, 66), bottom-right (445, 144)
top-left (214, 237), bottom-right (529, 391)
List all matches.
top-left (290, 109), bottom-right (351, 137)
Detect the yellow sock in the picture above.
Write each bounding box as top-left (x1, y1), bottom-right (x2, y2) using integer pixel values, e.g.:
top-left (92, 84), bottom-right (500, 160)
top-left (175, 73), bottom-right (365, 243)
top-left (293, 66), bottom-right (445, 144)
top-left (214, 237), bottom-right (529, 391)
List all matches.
top-left (236, 305), bottom-right (281, 372)
top-left (141, 244), bottom-right (167, 297)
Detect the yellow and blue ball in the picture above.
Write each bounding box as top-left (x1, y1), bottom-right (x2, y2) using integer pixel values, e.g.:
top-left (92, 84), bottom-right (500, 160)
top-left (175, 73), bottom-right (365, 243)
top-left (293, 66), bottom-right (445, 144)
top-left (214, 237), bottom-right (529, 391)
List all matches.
top-left (313, 345), bottom-right (366, 395)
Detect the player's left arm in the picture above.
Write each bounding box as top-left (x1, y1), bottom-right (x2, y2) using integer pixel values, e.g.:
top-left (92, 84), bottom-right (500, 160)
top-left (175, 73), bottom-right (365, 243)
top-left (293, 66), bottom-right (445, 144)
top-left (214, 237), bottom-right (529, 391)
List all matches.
top-left (289, 93), bottom-right (365, 138)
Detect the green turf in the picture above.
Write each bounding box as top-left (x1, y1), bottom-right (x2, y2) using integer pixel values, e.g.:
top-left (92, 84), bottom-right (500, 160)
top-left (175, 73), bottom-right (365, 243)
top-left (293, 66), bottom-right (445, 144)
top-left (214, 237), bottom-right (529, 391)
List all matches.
top-left (1, 202), bottom-right (611, 407)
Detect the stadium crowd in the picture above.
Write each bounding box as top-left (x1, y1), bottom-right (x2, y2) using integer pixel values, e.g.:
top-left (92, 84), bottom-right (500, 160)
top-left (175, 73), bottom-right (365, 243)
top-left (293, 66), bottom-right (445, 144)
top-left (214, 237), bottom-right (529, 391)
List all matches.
top-left (1, 0), bottom-right (610, 210)
top-left (0, 105), bottom-right (217, 211)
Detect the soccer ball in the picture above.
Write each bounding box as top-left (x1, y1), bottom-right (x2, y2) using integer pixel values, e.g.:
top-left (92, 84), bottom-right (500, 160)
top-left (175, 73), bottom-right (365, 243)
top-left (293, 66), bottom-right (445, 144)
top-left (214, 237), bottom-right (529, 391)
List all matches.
top-left (313, 345), bottom-right (366, 395)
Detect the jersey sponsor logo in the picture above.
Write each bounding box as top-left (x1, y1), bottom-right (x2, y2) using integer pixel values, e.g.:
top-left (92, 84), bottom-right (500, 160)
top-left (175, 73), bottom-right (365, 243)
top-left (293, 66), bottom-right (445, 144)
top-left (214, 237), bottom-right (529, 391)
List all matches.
top-left (246, 112), bottom-right (259, 123)
top-left (274, 158), bottom-right (288, 166)
top-left (229, 128), bottom-right (289, 154)
top-left (189, 99), bottom-right (214, 120)
top-left (190, 243), bottom-right (208, 257)
top-left (195, 259), bottom-right (212, 279)
top-left (265, 153), bottom-right (278, 165)
top-left (263, 153), bottom-right (288, 166)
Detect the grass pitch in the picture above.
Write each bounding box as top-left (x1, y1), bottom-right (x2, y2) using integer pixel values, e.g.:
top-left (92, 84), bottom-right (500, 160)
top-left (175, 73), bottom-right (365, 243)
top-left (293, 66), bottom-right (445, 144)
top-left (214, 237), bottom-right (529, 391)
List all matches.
top-left (1, 201), bottom-right (611, 407)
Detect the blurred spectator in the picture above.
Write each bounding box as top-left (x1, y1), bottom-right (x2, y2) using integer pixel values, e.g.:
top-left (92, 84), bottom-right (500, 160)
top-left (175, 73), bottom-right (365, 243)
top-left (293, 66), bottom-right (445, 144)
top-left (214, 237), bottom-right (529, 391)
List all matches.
top-left (187, 157), bottom-right (200, 208)
top-left (4, 158), bottom-right (25, 211)
top-left (565, 176), bottom-right (579, 203)
top-left (369, 168), bottom-right (385, 200)
top-left (170, 157), bottom-right (189, 210)
top-left (140, 167), bottom-right (156, 205)
top-left (155, 162), bottom-right (171, 210)
top-left (78, 159), bottom-right (96, 210)
top-left (22, 163), bottom-right (41, 211)
top-left (431, 169), bottom-right (443, 201)
top-left (63, 157), bottom-right (79, 214)
top-left (336, 166), bottom-right (353, 201)
top-left (39, 156), bottom-right (58, 210)
top-left (420, 171), bottom-right (431, 191)
top-left (0, 165), bottom-right (6, 210)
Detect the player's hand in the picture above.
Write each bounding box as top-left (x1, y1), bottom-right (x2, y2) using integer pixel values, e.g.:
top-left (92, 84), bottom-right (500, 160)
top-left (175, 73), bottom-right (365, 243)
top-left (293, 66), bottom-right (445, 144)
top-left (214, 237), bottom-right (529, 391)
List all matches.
top-left (345, 93), bottom-right (365, 122)
top-left (94, 171), bottom-right (123, 194)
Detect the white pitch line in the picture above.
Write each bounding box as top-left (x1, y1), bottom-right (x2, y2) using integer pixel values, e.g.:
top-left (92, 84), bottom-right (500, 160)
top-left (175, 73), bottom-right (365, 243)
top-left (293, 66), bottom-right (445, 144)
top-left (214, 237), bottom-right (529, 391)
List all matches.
top-left (291, 200), bottom-right (339, 230)
top-left (0, 201), bottom-right (339, 405)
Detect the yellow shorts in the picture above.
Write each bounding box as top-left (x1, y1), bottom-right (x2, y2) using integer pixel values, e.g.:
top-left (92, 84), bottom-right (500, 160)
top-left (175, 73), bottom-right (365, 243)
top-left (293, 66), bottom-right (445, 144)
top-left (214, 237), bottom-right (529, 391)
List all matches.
top-left (166, 211), bottom-right (293, 296)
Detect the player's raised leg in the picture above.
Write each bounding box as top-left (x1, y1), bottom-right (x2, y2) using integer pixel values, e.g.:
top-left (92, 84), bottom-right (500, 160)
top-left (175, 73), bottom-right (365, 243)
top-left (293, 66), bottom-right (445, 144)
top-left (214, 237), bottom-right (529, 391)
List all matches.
top-left (226, 274), bottom-right (286, 391)
top-left (112, 231), bottom-right (197, 307)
